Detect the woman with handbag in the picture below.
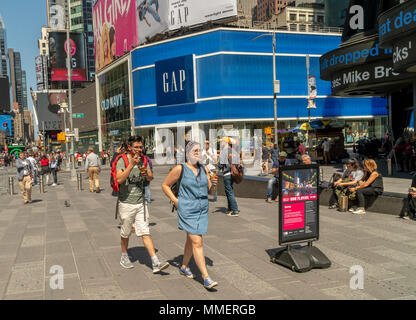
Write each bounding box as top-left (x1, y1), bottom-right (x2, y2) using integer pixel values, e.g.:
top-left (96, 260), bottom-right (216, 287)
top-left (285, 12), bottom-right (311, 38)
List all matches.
top-left (349, 159), bottom-right (384, 215)
top-left (162, 141), bottom-right (219, 290)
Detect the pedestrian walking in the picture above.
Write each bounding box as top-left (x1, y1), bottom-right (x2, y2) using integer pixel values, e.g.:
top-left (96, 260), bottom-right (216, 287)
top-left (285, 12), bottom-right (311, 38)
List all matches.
top-left (27, 152), bottom-right (39, 186)
top-left (144, 153), bottom-right (153, 203)
top-left (49, 154), bottom-right (59, 186)
top-left (85, 147), bottom-right (101, 193)
top-left (116, 136), bottom-right (169, 273)
top-left (162, 141), bottom-right (219, 289)
top-left (16, 151), bottom-right (33, 204)
top-left (265, 151), bottom-right (292, 203)
top-left (40, 153), bottom-right (50, 185)
top-left (322, 139), bottom-right (331, 165)
top-left (219, 138), bottom-right (240, 216)
top-left (259, 142), bottom-right (270, 176)
top-left (201, 139), bottom-right (218, 201)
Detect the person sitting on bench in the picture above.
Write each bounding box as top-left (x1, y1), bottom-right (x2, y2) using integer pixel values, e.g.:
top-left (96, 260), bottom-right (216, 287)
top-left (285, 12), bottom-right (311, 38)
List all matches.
top-left (328, 158), bottom-right (364, 210)
top-left (348, 159), bottom-right (383, 215)
top-left (401, 175), bottom-right (416, 220)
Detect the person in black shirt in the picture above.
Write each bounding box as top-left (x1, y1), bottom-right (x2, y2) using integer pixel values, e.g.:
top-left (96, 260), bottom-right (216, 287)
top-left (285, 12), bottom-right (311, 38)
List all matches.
top-left (259, 143), bottom-right (270, 176)
top-left (401, 176), bottom-right (416, 220)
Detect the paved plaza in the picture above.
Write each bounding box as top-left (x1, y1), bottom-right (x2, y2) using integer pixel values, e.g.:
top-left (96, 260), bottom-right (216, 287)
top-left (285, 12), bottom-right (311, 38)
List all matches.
top-left (0, 166), bottom-right (415, 300)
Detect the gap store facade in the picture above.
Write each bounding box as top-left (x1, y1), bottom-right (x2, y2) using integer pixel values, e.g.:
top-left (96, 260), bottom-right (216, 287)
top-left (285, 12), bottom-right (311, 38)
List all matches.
top-left (127, 28), bottom-right (388, 151)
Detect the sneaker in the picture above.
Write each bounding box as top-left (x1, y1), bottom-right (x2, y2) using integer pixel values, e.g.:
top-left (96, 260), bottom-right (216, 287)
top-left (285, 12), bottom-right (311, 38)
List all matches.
top-left (179, 266), bottom-right (195, 279)
top-left (227, 211), bottom-right (240, 217)
top-left (403, 216), bottom-right (411, 220)
top-left (265, 199), bottom-right (272, 203)
top-left (52, 183), bottom-right (57, 186)
top-left (203, 276), bottom-right (218, 289)
top-left (120, 255), bottom-right (134, 269)
top-left (153, 261), bottom-right (170, 274)
top-left (352, 208), bottom-right (366, 215)
top-left (328, 204), bottom-right (338, 209)
top-left (348, 207), bottom-right (356, 212)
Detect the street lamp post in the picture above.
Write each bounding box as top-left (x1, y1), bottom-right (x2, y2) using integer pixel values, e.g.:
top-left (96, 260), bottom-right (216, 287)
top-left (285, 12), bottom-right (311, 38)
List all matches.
top-left (58, 102), bottom-right (70, 170)
top-left (66, 0), bottom-right (76, 180)
top-left (253, 29), bottom-right (280, 145)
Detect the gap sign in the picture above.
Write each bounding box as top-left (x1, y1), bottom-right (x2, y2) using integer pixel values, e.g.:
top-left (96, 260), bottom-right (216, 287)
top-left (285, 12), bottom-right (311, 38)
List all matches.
top-left (155, 54), bottom-right (196, 107)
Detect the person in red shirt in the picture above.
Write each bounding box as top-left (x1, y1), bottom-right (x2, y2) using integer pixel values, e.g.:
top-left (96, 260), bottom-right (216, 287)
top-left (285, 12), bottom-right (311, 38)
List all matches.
top-left (40, 153), bottom-right (50, 185)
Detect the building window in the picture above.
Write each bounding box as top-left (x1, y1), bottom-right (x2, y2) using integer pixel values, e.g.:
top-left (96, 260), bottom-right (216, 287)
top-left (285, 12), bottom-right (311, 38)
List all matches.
top-left (317, 15), bottom-right (324, 23)
top-left (299, 24), bottom-right (306, 31)
top-left (308, 15), bottom-right (314, 22)
top-left (289, 13), bottom-right (296, 21)
top-left (289, 24), bottom-right (297, 31)
top-left (299, 14), bottom-right (306, 21)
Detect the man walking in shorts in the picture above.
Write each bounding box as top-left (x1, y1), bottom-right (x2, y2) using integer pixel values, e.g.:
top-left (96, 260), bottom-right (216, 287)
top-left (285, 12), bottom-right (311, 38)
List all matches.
top-left (116, 136), bottom-right (169, 273)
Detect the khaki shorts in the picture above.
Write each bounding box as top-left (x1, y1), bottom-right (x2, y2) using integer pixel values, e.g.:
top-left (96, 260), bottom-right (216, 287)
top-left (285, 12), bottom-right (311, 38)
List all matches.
top-left (119, 202), bottom-right (150, 238)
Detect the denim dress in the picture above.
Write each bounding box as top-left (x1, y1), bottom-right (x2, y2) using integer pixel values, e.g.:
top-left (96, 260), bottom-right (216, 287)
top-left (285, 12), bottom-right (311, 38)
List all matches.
top-left (177, 164), bottom-right (209, 235)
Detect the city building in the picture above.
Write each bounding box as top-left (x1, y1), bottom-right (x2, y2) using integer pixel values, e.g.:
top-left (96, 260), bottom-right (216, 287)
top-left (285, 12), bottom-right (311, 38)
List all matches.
top-left (324, 0), bottom-right (349, 28)
top-left (95, 28), bottom-right (388, 153)
top-left (69, 0), bottom-right (95, 80)
top-left (319, 0), bottom-right (416, 141)
top-left (228, 0), bottom-right (258, 28)
top-left (22, 70), bottom-right (28, 111)
top-left (274, 3), bottom-right (325, 32)
top-left (0, 75), bottom-right (10, 113)
top-left (71, 82), bottom-right (98, 153)
top-left (13, 109), bottom-right (24, 142)
top-left (23, 109), bottom-right (34, 143)
top-left (47, 0), bottom-right (69, 29)
top-left (0, 13), bottom-right (8, 76)
top-left (8, 49), bottom-right (24, 113)
top-left (256, 0), bottom-right (293, 22)
top-left (38, 27), bottom-right (51, 56)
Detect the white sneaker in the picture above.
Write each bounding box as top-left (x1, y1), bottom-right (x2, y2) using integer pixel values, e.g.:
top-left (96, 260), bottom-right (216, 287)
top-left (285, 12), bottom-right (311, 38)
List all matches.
top-left (348, 207), bottom-right (356, 212)
top-left (352, 208), bottom-right (366, 215)
top-left (52, 183), bottom-right (57, 186)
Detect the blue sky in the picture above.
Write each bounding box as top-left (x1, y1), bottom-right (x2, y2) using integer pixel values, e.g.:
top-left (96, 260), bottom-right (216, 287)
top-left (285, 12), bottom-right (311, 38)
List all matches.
top-left (1, 0), bottom-right (47, 134)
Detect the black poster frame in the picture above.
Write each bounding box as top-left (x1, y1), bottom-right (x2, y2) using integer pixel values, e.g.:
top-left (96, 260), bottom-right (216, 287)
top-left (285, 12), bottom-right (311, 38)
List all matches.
top-left (278, 164), bottom-right (320, 246)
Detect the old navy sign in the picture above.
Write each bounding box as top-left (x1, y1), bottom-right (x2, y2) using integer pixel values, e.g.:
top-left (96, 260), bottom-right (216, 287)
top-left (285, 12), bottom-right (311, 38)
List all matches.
top-left (101, 93), bottom-right (125, 111)
top-left (155, 54), bottom-right (197, 107)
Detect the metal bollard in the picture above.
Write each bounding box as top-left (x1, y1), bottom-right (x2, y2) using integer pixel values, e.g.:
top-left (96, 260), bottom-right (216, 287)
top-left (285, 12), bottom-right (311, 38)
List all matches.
top-left (8, 177), bottom-right (14, 195)
top-left (387, 158), bottom-right (392, 176)
top-left (77, 173), bottom-right (82, 191)
top-left (40, 175), bottom-right (45, 193)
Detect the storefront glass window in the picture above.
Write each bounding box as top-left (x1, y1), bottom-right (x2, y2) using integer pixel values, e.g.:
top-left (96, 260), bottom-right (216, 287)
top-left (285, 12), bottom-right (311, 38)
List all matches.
top-left (98, 61), bottom-right (131, 153)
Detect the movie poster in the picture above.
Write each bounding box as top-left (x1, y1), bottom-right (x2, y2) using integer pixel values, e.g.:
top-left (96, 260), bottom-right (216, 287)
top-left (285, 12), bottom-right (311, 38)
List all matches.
top-left (279, 165), bottom-right (319, 245)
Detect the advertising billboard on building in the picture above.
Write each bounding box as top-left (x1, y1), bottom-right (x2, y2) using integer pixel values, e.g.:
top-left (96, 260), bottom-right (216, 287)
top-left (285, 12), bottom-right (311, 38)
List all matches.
top-left (0, 76), bottom-right (10, 113)
top-left (93, 0), bottom-right (138, 72)
top-left (49, 31), bottom-right (87, 82)
top-left (169, 0), bottom-right (237, 31)
top-left (34, 92), bottom-right (63, 131)
top-left (279, 165), bottom-right (319, 245)
top-left (0, 115), bottom-right (12, 137)
top-left (48, 0), bottom-right (67, 29)
top-left (136, 0), bottom-right (237, 45)
top-left (35, 56), bottom-right (46, 90)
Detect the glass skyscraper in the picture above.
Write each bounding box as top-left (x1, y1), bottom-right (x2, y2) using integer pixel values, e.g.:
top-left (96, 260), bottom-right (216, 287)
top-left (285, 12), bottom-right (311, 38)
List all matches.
top-left (0, 13), bottom-right (7, 77)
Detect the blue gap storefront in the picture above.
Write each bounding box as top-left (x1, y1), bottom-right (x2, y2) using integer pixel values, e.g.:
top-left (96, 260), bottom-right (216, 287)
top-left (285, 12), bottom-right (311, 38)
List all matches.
top-left (131, 28), bottom-right (388, 149)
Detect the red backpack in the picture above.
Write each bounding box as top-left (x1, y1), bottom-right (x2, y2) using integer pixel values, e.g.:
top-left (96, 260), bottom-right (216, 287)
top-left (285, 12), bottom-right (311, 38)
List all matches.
top-left (110, 153), bottom-right (147, 192)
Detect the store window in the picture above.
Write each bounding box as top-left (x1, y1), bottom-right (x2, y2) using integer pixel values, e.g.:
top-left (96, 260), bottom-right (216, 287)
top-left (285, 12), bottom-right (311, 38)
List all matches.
top-left (98, 61), bottom-right (131, 151)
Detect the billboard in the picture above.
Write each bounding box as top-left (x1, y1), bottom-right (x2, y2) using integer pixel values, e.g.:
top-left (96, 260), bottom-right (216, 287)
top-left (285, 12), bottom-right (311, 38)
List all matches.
top-left (35, 92), bottom-right (63, 131)
top-left (169, 0), bottom-right (237, 31)
top-left (0, 115), bottom-right (12, 137)
top-left (137, 0), bottom-right (237, 45)
top-left (48, 0), bottom-right (67, 29)
top-left (137, 0), bottom-right (169, 45)
top-left (279, 165), bottom-right (319, 245)
top-left (93, 0), bottom-right (138, 71)
top-left (35, 56), bottom-right (46, 90)
top-left (49, 31), bottom-right (87, 82)
top-left (0, 76), bottom-right (10, 113)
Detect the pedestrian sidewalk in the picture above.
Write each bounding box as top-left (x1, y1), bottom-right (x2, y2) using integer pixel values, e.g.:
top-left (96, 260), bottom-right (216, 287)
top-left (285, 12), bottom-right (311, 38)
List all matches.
top-left (0, 166), bottom-right (415, 300)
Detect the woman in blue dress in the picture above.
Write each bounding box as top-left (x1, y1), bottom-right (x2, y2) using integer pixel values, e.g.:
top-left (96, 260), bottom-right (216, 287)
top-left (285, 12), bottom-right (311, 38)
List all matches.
top-left (162, 141), bottom-right (218, 289)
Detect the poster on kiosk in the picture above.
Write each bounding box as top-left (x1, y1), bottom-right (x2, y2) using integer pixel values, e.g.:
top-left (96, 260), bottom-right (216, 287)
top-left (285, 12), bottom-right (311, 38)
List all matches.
top-left (273, 164), bottom-right (331, 272)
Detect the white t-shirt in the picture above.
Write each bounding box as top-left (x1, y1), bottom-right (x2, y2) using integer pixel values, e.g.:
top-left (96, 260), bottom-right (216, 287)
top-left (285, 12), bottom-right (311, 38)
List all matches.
top-left (323, 141), bottom-right (330, 152)
top-left (27, 157), bottom-right (37, 171)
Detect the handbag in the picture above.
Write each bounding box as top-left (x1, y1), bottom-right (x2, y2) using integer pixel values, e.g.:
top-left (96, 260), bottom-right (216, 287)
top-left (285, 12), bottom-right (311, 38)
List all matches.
top-left (338, 195), bottom-right (348, 212)
top-left (230, 164), bottom-right (243, 184)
